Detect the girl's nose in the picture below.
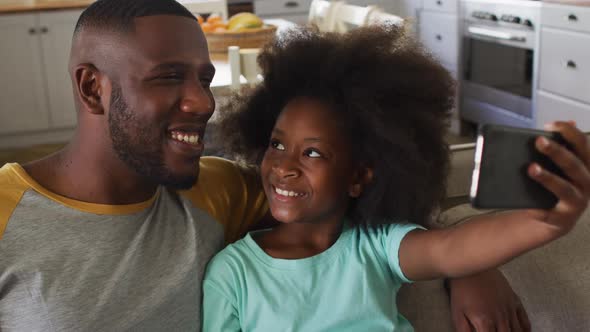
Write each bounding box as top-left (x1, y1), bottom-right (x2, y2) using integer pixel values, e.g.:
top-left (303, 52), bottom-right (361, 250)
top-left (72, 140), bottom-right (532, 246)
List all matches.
top-left (272, 158), bottom-right (301, 179)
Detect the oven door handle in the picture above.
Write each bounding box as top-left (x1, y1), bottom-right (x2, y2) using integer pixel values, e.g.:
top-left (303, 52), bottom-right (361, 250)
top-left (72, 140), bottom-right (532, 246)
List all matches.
top-left (467, 26), bottom-right (526, 42)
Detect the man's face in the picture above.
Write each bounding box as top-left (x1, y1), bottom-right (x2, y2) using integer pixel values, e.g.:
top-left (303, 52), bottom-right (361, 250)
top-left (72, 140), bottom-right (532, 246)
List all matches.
top-left (107, 15), bottom-right (215, 189)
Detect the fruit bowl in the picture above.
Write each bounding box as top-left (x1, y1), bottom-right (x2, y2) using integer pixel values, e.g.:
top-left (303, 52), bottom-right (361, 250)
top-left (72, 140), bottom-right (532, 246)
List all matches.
top-left (204, 24), bottom-right (278, 55)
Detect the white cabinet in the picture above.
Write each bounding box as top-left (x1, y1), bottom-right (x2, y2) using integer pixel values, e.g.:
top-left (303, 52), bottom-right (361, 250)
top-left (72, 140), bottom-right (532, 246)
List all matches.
top-left (423, 0), bottom-right (458, 14)
top-left (0, 10), bottom-right (81, 135)
top-left (419, 11), bottom-right (458, 66)
top-left (254, 0), bottom-right (312, 24)
top-left (418, 1), bottom-right (459, 78)
top-left (253, 0), bottom-right (419, 26)
top-left (536, 4), bottom-right (590, 131)
top-left (0, 13), bottom-right (49, 134)
top-left (417, 0), bottom-right (460, 133)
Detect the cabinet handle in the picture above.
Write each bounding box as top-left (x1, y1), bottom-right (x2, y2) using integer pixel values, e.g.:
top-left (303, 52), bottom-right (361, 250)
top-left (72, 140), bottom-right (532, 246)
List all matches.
top-left (40, 27), bottom-right (48, 34)
top-left (436, 0), bottom-right (443, 6)
top-left (567, 14), bottom-right (578, 22)
top-left (436, 34), bottom-right (442, 41)
top-left (284, 1), bottom-right (299, 8)
top-left (566, 60), bottom-right (577, 69)
top-left (28, 27), bottom-right (37, 35)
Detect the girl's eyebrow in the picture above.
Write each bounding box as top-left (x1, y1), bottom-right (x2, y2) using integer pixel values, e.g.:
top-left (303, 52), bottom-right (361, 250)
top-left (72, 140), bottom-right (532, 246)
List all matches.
top-left (272, 127), bottom-right (322, 142)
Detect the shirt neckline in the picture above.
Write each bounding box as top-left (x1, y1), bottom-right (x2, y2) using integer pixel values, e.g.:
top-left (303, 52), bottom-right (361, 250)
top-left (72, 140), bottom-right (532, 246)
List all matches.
top-left (243, 224), bottom-right (352, 270)
top-left (7, 163), bottom-right (159, 215)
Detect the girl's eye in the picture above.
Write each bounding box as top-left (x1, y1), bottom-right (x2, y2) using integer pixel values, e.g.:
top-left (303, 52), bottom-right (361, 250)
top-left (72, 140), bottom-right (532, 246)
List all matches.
top-left (305, 149), bottom-right (322, 158)
top-left (270, 140), bottom-right (285, 151)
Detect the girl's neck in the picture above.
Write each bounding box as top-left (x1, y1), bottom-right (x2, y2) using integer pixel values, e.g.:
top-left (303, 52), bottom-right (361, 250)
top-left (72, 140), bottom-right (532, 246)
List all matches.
top-left (253, 219), bottom-right (345, 260)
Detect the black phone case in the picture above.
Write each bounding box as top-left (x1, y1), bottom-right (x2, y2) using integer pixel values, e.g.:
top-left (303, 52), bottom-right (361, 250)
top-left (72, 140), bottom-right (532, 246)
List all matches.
top-left (470, 125), bottom-right (570, 209)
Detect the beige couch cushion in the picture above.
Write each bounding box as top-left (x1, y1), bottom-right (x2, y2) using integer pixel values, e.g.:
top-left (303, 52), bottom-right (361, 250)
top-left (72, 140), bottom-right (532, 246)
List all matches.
top-left (499, 208), bottom-right (590, 331)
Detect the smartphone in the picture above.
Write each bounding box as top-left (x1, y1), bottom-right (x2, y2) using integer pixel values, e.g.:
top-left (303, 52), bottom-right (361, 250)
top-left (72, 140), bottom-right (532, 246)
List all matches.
top-left (470, 124), bottom-right (572, 209)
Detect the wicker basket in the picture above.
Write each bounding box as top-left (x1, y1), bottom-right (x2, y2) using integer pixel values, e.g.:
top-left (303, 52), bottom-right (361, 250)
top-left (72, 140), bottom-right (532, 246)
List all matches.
top-left (205, 25), bottom-right (278, 54)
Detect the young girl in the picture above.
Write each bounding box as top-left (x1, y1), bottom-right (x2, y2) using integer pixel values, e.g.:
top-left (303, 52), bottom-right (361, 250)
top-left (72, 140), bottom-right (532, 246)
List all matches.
top-left (202, 25), bottom-right (590, 331)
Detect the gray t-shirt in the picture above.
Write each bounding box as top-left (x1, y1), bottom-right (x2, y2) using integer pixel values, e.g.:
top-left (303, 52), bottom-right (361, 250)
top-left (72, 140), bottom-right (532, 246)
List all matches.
top-left (0, 157), bottom-right (267, 331)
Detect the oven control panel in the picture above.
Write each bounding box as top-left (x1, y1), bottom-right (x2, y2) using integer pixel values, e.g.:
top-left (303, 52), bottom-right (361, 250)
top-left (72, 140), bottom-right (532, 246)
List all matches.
top-left (464, 1), bottom-right (541, 31)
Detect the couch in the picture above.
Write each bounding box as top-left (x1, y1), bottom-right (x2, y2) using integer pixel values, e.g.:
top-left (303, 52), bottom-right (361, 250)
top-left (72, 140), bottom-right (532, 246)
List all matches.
top-left (397, 142), bottom-right (590, 331)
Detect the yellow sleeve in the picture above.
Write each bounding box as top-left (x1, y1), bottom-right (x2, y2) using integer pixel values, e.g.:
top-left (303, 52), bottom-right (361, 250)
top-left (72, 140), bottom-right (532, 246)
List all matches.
top-left (0, 164), bottom-right (30, 239)
top-left (180, 157), bottom-right (268, 244)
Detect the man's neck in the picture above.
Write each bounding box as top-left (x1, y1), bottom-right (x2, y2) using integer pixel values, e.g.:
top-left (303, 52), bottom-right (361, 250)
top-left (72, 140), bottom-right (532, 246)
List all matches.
top-left (22, 137), bottom-right (158, 205)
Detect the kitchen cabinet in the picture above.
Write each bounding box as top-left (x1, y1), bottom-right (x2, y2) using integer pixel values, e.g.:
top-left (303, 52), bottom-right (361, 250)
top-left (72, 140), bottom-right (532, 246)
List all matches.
top-left (253, 0), bottom-right (419, 26)
top-left (418, 0), bottom-right (459, 79)
top-left (0, 10), bottom-right (81, 136)
top-left (536, 4), bottom-right (590, 131)
top-left (254, 0), bottom-right (312, 25)
top-left (417, 0), bottom-right (461, 133)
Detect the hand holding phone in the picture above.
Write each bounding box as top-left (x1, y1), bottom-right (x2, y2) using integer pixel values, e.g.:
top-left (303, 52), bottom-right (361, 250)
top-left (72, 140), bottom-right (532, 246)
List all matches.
top-left (470, 124), bottom-right (573, 209)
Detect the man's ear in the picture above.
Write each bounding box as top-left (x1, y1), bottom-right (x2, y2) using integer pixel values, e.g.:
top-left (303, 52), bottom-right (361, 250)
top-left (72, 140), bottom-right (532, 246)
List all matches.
top-left (74, 64), bottom-right (106, 115)
top-left (349, 167), bottom-right (374, 198)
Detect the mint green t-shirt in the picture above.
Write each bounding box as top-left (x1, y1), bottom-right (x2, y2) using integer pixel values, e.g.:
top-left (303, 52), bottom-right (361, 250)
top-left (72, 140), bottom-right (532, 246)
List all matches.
top-left (202, 223), bottom-right (422, 331)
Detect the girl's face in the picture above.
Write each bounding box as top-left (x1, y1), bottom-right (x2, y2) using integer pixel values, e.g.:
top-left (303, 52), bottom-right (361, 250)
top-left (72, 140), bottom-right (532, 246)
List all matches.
top-left (261, 97), bottom-right (367, 225)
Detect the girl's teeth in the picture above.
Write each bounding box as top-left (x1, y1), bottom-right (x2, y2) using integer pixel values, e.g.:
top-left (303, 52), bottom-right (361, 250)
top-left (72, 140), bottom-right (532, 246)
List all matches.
top-left (275, 187), bottom-right (303, 197)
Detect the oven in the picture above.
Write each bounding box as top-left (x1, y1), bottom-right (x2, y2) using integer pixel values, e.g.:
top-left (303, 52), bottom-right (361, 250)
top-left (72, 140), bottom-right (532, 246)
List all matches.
top-left (460, 0), bottom-right (541, 128)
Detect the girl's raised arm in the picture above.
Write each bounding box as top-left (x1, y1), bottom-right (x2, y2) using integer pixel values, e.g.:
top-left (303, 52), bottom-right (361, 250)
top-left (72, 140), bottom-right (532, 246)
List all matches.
top-left (399, 121), bottom-right (590, 281)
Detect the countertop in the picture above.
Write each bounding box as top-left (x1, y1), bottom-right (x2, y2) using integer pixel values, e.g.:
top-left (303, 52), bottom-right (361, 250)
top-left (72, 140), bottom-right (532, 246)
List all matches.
top-left (0, 1), bottom-right (92, 14)
top-left (543, 0), bottom-right (590, 6)
top-left (0, 0), bottom-right (251, 14)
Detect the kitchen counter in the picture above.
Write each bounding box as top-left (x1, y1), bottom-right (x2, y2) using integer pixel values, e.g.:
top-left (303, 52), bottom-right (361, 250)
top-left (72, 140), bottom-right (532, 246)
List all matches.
top-left (0, 1), bottom-right (92, 14)
top-left (543, 0), bottom-right (590, 6)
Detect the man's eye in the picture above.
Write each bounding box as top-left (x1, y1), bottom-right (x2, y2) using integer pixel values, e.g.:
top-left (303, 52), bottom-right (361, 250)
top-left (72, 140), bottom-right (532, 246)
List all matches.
top-left (305, 149), bottom-right (322, 158)
top-left (270, 140), bottom-right (285, 151)
top-left (159, 73), bottom-right (183, 80)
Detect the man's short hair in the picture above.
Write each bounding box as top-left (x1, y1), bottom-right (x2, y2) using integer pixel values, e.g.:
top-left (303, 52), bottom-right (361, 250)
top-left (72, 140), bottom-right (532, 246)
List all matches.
top-left (74, 0), bottom-right (196, 35)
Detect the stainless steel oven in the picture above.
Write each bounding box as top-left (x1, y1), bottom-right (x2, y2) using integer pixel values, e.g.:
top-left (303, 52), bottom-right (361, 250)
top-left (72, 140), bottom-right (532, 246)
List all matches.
top-left (461, 0), bottom-right (541, 128)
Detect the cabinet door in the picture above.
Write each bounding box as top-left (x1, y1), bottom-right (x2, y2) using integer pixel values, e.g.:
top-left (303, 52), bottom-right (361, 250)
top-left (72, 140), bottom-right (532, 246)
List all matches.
top-left (423, 0), bottom-right (458, 14)
top-left (254, 0), bottom-right (312, 16)
top-left (538, 28), bottom-right (590, 105)
top-left (0, 14), bottom-right (50, 134)
top-left (39, 10), bottom-right (83, 129)
top-left (419, 11), bottom-right (458, 65)
top-left (536, 90), bottom-right (590, 132)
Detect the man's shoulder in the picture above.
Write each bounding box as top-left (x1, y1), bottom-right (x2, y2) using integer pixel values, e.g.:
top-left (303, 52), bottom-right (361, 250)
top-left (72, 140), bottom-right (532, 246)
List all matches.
top-left (0, 163), bottom-right (32, 238)
top-left (198, 156), bottom-right (239, 177)
top-left (0, 163), bottom-right (30, 196)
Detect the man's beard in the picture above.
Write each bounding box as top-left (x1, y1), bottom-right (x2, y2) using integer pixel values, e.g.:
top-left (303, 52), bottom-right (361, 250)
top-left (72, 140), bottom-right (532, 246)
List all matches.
top-left (108, 85), bottom-right (198, 189)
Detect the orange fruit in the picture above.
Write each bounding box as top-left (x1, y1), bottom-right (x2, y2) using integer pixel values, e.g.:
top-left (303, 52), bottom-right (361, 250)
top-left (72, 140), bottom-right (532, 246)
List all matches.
top-left (207, 14), bottom-right (223, 24)
top-left (196, 14), bottom-right (204, 25)
top-left (212, 22), bottom-right (228, 29)
top-left (200, 22), bottom-right (214, 32)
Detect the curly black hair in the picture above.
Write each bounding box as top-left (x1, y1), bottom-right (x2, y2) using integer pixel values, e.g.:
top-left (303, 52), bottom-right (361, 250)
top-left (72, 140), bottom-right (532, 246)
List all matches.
top-left (216, 24), bottom-right (455, 227)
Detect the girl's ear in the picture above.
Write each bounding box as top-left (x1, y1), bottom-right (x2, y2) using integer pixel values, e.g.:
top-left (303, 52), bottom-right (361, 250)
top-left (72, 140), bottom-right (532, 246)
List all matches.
top-left (349, 167), bottom-right (374, 198)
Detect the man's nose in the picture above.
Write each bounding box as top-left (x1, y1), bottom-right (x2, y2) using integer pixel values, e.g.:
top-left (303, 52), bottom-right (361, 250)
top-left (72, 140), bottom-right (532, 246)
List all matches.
top-left (180, 80), bottom-right (215, 116)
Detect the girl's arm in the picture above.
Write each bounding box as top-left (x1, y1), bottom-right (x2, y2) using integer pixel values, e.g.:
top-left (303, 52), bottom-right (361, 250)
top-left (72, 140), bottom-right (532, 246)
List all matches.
top-left (400, 121), bottom-right (590, 281)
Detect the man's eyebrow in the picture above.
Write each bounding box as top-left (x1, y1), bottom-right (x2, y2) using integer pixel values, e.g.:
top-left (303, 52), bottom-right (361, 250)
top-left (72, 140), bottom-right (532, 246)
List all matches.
top-left (149, 62), bottom-right (216, 76)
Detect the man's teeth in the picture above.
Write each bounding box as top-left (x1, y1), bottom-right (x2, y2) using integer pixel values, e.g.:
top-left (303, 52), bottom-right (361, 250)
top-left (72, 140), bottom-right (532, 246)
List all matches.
top-left (171, 131), bottom-right (200, 145)
top-left (274, 187), bottom-right (304, 197)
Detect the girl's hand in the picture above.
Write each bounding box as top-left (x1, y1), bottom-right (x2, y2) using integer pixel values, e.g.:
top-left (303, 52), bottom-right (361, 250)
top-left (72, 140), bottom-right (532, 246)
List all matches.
top-left (449, 270), bottom-right (531, 332)
top-left (526, 121), bottom-right (590, 233)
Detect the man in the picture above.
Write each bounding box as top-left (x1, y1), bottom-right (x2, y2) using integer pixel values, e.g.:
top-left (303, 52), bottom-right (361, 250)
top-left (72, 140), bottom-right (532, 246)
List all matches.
top-left (0, 0), bottom-right (529, 330)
